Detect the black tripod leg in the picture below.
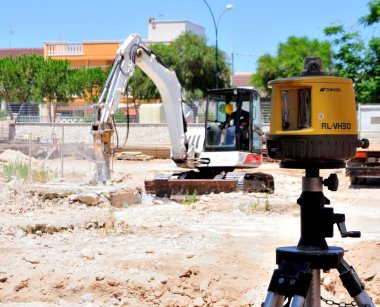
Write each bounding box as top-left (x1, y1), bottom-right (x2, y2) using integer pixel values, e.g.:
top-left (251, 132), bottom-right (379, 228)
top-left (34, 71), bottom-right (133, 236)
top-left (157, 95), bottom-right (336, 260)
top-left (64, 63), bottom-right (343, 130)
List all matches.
top-left (338, 258), bottom-right (374, 306)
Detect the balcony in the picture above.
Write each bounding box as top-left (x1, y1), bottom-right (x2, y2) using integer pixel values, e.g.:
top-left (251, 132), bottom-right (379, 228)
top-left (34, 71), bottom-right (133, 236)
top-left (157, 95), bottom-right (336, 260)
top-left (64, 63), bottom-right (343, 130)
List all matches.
top-left (46, 42), bottom-right (83, 56)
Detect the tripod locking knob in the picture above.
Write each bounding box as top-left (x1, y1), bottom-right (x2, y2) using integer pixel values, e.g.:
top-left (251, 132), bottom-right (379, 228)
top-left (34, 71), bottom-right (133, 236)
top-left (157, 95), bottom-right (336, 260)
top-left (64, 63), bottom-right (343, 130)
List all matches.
top-left (323, 174), bottom-right (339, 191)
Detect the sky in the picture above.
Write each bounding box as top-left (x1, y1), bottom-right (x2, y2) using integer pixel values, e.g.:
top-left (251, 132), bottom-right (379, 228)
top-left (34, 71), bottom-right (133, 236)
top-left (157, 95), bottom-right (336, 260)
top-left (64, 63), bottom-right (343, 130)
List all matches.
top-left (0, 0), bottom-right (376, 72)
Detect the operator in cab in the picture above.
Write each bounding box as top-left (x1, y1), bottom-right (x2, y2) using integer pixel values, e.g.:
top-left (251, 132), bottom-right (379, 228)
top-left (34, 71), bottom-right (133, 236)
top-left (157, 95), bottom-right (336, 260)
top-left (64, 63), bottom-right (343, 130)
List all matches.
top-left (220, 101), bottom-right (249, 149)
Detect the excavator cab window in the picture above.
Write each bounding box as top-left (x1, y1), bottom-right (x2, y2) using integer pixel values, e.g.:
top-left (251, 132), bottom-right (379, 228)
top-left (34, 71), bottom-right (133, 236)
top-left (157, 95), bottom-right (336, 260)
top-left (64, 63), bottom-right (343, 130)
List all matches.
top-left (205, 96), bottom-right (237, 149)
top-left (205, 89), bottom-right (261, 153)
top-left (251, 91), bottom-right (262, 154)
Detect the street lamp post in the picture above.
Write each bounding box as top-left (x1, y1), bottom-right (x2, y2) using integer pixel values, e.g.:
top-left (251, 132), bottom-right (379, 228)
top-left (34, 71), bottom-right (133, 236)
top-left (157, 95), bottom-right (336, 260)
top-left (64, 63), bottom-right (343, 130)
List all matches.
top-left (202, 1), bottom-right (233, 88)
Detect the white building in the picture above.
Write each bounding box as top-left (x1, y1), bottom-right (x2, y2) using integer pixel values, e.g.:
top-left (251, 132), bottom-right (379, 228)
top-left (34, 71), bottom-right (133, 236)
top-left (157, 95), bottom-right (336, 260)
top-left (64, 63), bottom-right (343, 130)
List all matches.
top-left (147, 18), bottom-right (205, 44)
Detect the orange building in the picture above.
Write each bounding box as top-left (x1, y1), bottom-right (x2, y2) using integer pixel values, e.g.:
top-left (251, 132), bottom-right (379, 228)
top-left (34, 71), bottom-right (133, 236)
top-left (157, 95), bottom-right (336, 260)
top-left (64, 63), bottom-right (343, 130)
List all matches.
top-left (44, 40), bottom-right (121, 68)
top-left (44, 20), bottom-right (205, 69)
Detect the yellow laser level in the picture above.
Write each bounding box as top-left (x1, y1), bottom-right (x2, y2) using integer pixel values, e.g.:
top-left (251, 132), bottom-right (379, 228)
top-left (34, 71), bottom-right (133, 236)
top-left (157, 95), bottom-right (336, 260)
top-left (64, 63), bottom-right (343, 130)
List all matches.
top-left (266, 57), bottom-right (368, 168)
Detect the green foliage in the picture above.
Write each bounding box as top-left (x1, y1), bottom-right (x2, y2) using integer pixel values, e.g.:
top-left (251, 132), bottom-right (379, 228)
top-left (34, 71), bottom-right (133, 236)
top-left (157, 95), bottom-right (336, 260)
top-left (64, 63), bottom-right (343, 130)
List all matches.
top-left (357, 37), bottom-right (380, 103)
top-left (129, 32), bottom-right (230, 100)
top-left (34, 58), bottom-right (70, 102)
top-left (324, 0), bottom-right (380, 103)
top-left (277, 36), bottom-right (334, 75)
top-left (251, 0), bottom-right (379, 103)
top-left (106, 208), bottom-right (115, 233)
top-left (0, 55), bottom-right (44, 102)
top-left (0, 57), bottom-right (15, 102)
top-left (0, 33), bottom-right (229, 106)
top-left (31, 168), bottom-right (51, 183)
top-left (250, 54), bottom-right (278, 96)
top-left (0, 55), bottom-right (72, 104)
top-left (0, 55), bottom-right (109, 105)
top-left (82, 117), bottom-right (94, 123)
top-left (183, 190), bottom-right (198, 207)
top-left (250, 36), bottom-right (334, 96)
top-left (250, 198), bottom-right (259, 211)
top-left (113, 110), bottom-right (127, 123)
top-left (264, 194), bottom-right (271, 211)
top-left (1, 160), bottom-right (54, 182)
top-left (128, 67), bottom-right (160, 99)
top-left (2, 160), bottom-right (29, 181)
top-left (250, 194), bottom-right (271, 212)
top-left (69, 66), bottom-right (109, 102)
top-left (169, 32), bottom-right (230, 97)
top-left (0, 110), bottom-right (8, 120)
top-left (359, 0), bottom-right (380, 26)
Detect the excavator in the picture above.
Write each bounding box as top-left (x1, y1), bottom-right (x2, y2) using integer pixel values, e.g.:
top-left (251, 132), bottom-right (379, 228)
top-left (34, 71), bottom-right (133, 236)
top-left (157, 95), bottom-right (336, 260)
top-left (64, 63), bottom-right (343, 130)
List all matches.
top-left (91, 34), bottom-right (274, 196)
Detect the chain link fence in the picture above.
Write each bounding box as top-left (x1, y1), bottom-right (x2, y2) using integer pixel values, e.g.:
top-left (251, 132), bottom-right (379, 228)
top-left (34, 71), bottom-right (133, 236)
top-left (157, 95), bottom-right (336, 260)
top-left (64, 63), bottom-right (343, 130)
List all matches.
top-left (1, 101), bottom-right (204, 124)
top-left (0, 126), bottom-right (96, 184)
top-left (1, 99), bottom-right (271, 125)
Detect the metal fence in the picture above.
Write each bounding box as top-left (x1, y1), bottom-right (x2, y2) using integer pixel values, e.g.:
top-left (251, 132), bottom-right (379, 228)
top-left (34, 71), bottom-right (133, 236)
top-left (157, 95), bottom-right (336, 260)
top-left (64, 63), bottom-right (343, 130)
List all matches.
top-left (2, 100), bottom-right (271, 125)
top-left (1, 101), bottom-right (204, 124)
top-left (0, 127), bottom-right (95, 184)
top-left (16, 115), bottom-right (91, 124)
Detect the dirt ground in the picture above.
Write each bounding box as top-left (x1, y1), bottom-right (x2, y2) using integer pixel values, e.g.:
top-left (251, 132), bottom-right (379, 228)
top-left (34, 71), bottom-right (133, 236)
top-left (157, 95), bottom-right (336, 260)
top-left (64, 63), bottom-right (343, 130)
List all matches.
top-left (0, 156), bottom-right (379, 306)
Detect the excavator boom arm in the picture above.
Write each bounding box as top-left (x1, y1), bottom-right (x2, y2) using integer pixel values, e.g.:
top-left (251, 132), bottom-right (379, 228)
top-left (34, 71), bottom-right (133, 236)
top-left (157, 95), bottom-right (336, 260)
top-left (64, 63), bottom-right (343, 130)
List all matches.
top-left (92, 34), bottom-right (187, 182)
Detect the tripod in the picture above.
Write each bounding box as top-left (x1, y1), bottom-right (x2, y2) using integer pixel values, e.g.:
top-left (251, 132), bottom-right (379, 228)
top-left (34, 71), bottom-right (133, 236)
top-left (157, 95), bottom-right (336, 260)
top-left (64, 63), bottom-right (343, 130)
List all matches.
top-left (263, 166), bottom-right (374, 307)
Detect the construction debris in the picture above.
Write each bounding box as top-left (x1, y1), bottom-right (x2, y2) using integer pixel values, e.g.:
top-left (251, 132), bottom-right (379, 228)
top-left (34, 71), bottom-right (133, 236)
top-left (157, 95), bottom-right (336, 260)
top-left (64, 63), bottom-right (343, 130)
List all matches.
top-left (114, 151), bottom-right (153, 161)
top-left (116, 145), bottom-right (170, 159)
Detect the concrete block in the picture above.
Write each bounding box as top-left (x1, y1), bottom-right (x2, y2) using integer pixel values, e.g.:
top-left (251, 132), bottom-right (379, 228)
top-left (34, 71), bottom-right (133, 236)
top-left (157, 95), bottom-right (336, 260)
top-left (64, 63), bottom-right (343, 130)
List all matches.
top-left (110, 189), bottom-right (141, 208)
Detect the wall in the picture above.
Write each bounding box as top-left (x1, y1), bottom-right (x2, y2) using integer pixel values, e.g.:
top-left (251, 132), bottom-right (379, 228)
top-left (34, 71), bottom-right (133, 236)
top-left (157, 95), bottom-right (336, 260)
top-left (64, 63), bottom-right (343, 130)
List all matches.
top-left (148, 20), bottom-right (205, 43)
top-left (45, 41), bottom-right (120, 68)
top-left (15, 123), bottom-right (202, 146)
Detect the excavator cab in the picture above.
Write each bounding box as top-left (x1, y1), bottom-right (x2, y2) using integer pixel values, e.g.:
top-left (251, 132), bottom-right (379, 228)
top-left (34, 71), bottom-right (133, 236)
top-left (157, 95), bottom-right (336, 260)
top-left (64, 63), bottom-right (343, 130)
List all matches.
top-left (204, 88), bottom-right (262, 155)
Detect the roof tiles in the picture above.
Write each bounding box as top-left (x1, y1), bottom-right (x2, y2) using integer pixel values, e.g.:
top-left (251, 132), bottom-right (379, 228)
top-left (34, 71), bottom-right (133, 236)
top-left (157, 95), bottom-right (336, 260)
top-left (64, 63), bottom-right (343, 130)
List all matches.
top-left (0, 48), bottom-right (44, 58)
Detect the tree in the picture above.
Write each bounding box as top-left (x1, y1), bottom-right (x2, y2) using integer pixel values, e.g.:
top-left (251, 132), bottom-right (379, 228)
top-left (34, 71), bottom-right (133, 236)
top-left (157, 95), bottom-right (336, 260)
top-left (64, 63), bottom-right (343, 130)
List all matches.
top-left (34, 58), bottom-right (71, 122)
top-left (250, 36), bottom-right (334, 96)
top-left (127, 43), bottom-right (172, 100)
top-left (0, 32), bottom-right (232, 114)
top-left (250, 54), bottom-right (279, 97)
top-left (359, 0), bottom-right (380, 25)
top-left (69, 67), bottom-right (109, 102)
top-left (169, 32), bottom-right (230, 98)
top-left (324, 0), bottom-right (380, 103)
top-left (0, 55), bottom-right (46, 120)
top-left (34, 58), bottom-right (70, 102)
top-left (0, 56), bottom-right (18, 102)
top-left (0, 55), bottom-right (111, 122)
top-left (128, 32), bottom-right (230, 100)
top-left (0, 55), bottom-right (44, 102)
top-left (128, 67), bottom-right (160, 100)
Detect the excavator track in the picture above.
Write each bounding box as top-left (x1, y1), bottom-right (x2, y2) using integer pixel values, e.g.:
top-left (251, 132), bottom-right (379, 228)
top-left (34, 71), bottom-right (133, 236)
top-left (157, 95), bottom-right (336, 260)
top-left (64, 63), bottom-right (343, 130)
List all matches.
top-left (144, 172), bottom-right (274, 197)
top-left (144, 179), bottom-right (238, 197)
